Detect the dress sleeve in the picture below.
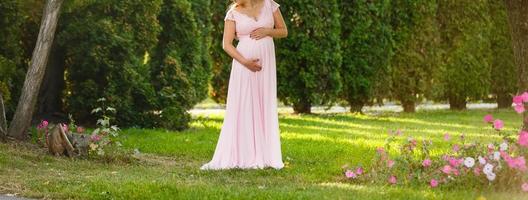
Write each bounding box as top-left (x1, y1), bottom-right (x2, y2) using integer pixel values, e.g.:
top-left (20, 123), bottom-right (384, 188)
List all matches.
top-left (225, 9), bottom-right (235, 21)
top-left (270, 0), bottom-right (280, 12)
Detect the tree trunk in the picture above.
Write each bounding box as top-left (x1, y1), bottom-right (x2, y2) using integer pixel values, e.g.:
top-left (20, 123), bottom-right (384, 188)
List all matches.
top-left (496, 93), bottom-right (512, 109)
top-left (402, 100), bottom-right (416, 113)
top-left (37, 44), bottom-right (66, 122)
top-left (449, 96), bottom-right (467, 110)
top-left (0, 92), bottom-right (7, 142)
top-left (504, 0), bottom-right (528, 130)
top-left (293, 98), bottom-right (312, 114)
top-left (349, 100), bottom-right (364, 114)
top-left (8, 0), bottom-right (64, 140)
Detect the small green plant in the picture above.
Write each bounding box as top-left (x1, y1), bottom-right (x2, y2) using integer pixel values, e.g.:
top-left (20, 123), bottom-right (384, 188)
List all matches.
top-left (89, 97), bottom-right (120, 156)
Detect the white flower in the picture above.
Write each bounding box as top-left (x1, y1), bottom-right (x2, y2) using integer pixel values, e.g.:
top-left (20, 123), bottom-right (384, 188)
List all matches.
top-left (464, 157), bottom-right (475, 168)
top-left (483, 163), bottom-right (494, 175)
top-left (499, 142), bottom-right (508, 151)
top-left (493, 151), bottom-right (500, 161)
top-left (486, 172), bottom-right (496, 181)
top-left (478, 156), bottom-right (486, 165)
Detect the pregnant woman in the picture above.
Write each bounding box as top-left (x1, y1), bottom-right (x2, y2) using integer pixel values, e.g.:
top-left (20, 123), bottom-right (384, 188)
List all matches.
top-left (201, 0), bottom-right (288, 170)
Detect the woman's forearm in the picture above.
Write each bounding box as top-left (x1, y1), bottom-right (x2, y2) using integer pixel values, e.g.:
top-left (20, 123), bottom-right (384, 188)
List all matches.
top-left (223, 42), bottom-right (248, 65)
top-left (267, 28), bottom-right (287, 38)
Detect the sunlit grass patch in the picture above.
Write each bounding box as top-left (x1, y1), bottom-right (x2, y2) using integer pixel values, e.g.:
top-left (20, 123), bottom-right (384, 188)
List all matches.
top-left (0, 109), bottom-right (525, 199)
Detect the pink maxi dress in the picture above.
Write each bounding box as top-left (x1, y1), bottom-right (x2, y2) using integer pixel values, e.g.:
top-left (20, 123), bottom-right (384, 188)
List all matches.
top-left (200, 0), bottom-right (284, 170)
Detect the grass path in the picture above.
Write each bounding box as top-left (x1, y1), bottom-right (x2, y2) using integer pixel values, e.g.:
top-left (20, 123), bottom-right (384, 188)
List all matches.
top-left (0, 109), bottom-right (526, 199)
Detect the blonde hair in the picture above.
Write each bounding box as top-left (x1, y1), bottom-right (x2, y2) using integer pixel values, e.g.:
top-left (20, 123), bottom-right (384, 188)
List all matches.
top-left (229, 0), bottom-right (238, 10)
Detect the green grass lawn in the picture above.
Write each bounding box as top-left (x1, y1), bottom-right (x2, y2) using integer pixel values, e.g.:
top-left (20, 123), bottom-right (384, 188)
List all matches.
top-left (1, 109), bottom-right (527, 199)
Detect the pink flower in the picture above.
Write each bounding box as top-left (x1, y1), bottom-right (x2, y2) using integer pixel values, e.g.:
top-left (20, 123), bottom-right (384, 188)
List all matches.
top-left (473, 167), bottom-right (481, 176)
top-left (91, 134), bottom-right (101, 142)
top-left (448, 157), bottom-right (463, 167)
top-left (514, 157), bottom-right (527, 171)
top-left (452, 168), bottom-right (460, 176)
top-left (515, 104), bottom-right (525, 113)
top-left (441, 165), bottom-right (452, 174)
top-left (484, 114), bottom-right (494, 123)
top-left (514, 95), bottom-right (524, 105)
top-left (519, 131), bottom-right (528, 147)
top-left (522, 92), bottom-right (528, 102)
top-left (422, 159), bottom-right (432, 167)
top-left (408, 138), bottom-right (417, 146)
top-left (376, 147), bottom-right (386, 155)
top-left (430, 179), bottom-right (439, 188)
top-left (61, 124), bottom-right (69, 133)
top-left (452, 144), bottom-right (460, 152)
top-left (503, 154), bottom-right (527, 171)
top-left (355, 167), bottom-right (364, 175)
top-left (487, 143), bottom-right (495, 151)
top-left (444, 133), bottom-right (450, 141)
top-left (387, 160), bottom-right (395, 168)
top-left (493, 119), bottom-right (504, 130)
top-left (37, 120), bottom-right (49, 129)
top-left (388, 175), bottom-right (397, 184)
top-left (77, 126), bottom-right (85, 133)
top-left (345, 170), bottom-right (357, 179)
top-left (389, 129), bottom-right (403, 136)
top-left (522, 183), bottom-right (528, 192)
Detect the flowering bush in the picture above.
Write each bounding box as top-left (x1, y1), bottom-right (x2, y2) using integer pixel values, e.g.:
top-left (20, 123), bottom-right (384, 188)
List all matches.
top-left (36, 98), bottom-right (122, 158)
top-left (342, 92), bottom-right (528, 192)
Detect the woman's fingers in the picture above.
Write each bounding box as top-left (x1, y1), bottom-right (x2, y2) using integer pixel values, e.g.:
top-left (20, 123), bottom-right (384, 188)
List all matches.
top-left (244, 59), bottom-right (262, 72)
top-left (250, 28), bottom-right (266, 40)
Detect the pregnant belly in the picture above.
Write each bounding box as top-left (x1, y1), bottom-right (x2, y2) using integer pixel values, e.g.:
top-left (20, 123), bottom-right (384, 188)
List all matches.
top-left (236, 36), bottom-right (275, 60)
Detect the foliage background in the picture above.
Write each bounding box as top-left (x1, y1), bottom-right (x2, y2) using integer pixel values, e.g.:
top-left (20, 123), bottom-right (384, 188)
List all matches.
top-left (0, 0), bottom-right (519, 128)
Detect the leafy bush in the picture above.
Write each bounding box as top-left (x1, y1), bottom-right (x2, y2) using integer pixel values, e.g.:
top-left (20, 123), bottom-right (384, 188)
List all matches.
top-left (58, 0), bottom-right (162, 127)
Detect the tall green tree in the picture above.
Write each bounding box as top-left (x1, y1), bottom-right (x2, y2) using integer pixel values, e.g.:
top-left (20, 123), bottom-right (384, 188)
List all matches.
top-left (150, 0), bottom-right (210, 130)
top-left (339, 0), bottom-right (392, 112)
top-left (503, 0), bottom-right (528, 130)
top-left (489, 1), bottom-right (517, 108)
top-left (0, 0), bottom-right (25, 117)
top-left (436, 0), bottom-right (492, 110)
top-left (209, 0), bottom-right (231, 104)
top-left (390, 0), bottom-right (440, 112)
top-left (277, 0), bottom-right (342, 113)
top-left (191, 0), bottom-right (214, 91)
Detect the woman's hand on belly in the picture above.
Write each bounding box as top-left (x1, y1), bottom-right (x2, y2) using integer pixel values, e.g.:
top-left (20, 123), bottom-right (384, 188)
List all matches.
top-left (250, 28), bottom-right (270, 40)
top-left (241, 58), bottom-right (262, 72)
